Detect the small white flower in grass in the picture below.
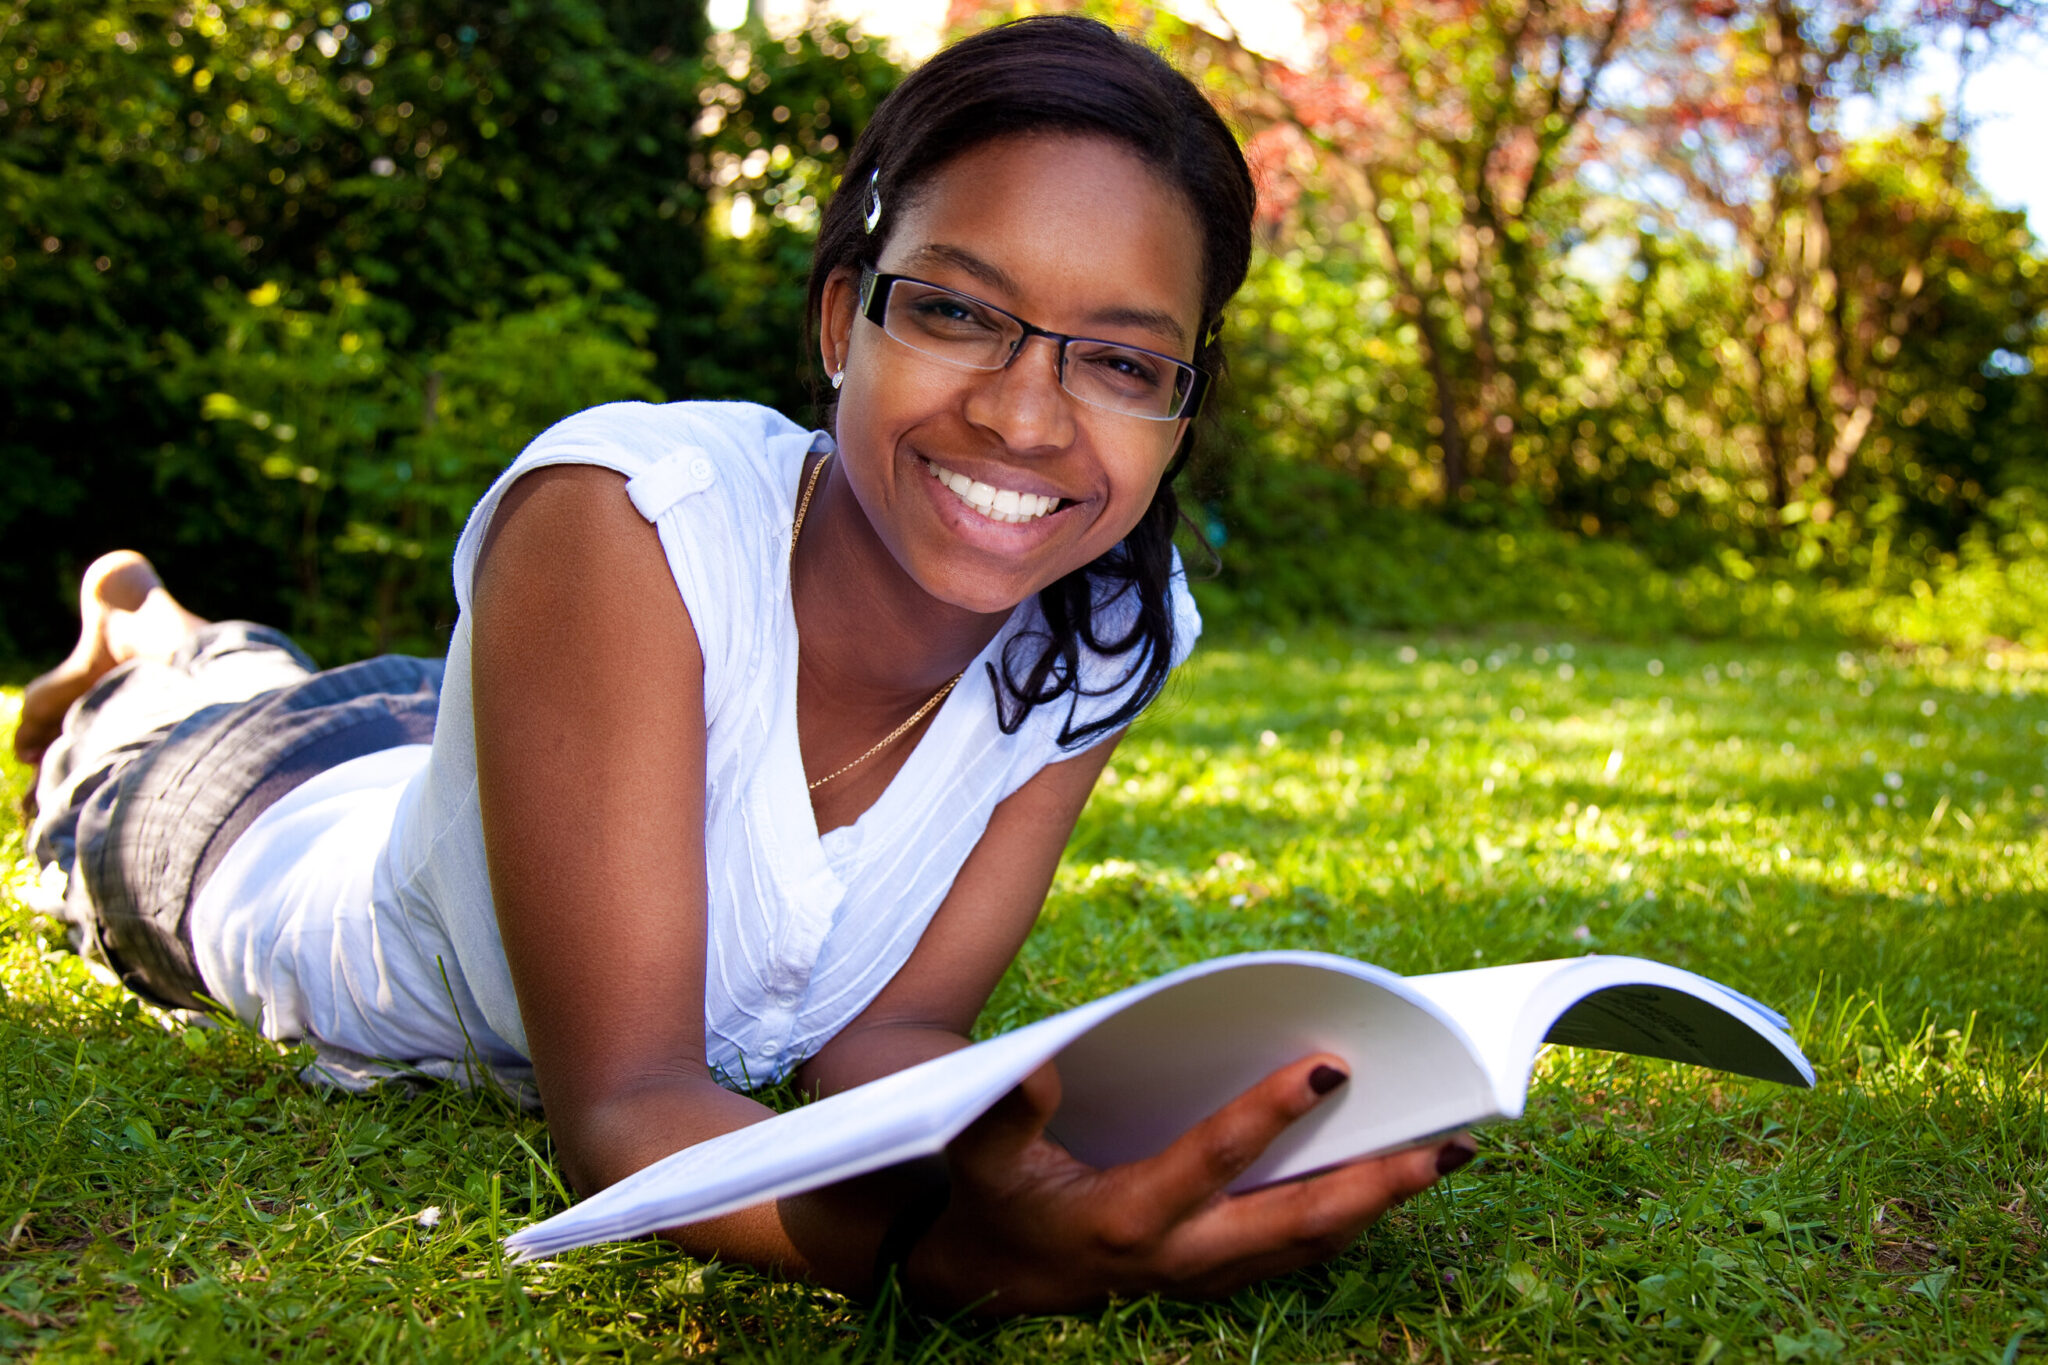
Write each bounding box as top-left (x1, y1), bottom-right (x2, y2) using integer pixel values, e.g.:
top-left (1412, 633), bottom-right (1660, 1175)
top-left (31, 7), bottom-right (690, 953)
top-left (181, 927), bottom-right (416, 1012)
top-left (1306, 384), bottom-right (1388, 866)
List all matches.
top-left (1258, 729), bottom-right (1279, 749)
top-left (417, 1206), bottom-right (443, 1230)
top-left (1647, 659), bottom-right (1664, 676)
top-left (1884, 771), bottom-right (1904, 790)
top-left (1572, 925), bottom-right (1592, 942)
top-left (1874, 793), bottom-right (1889, 807)
top-left (1604, 748), bottom-right (1624, 779)
top-left (1228, 894), bottom-right (1248, 909)
top-left (1921, 699), bottom-right (1939, 717)
top-left (1398, 646), bottom-right (1418, 664)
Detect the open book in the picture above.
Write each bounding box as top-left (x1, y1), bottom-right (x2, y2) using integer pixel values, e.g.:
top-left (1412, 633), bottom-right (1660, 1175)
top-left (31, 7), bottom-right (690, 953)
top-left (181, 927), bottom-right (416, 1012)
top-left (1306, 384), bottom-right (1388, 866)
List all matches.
top-left (504, 951), bottom-right (1813, 1260)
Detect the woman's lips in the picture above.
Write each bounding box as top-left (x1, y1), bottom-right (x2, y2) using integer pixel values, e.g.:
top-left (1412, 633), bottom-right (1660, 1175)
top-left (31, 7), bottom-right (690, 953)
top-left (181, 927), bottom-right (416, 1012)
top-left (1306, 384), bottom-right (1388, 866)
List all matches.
top-left (920, 457), bottom-right (1067, 525)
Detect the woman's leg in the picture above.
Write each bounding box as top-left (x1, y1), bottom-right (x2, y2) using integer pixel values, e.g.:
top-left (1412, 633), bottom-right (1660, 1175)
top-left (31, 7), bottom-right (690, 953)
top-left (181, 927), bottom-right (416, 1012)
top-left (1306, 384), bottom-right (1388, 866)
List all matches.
top-left (15, 551), bottom-right (210, 767)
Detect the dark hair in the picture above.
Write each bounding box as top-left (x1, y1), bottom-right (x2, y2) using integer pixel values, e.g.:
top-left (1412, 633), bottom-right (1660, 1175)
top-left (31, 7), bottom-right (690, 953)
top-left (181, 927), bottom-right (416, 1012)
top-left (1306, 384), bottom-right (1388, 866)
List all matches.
top-left (804, 14), bottom-right (1255, 749)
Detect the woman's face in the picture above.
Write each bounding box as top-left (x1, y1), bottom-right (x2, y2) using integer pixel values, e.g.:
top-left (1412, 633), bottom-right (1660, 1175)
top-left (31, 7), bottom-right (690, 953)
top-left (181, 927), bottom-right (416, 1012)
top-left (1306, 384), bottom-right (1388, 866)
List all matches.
top-left (820, 133), bottom-right (1206, 617)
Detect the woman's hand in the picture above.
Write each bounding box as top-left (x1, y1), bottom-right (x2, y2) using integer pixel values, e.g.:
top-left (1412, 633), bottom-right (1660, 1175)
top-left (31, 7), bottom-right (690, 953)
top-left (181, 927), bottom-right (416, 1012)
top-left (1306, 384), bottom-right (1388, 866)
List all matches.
top-left (905, 1053), bottom-right (1473, 1315)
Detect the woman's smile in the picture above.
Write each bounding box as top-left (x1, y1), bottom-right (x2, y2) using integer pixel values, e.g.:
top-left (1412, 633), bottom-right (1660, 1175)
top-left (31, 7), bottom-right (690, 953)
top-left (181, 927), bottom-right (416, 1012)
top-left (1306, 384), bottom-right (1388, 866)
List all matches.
top-left (919, 456), bottom-right (1066, 526)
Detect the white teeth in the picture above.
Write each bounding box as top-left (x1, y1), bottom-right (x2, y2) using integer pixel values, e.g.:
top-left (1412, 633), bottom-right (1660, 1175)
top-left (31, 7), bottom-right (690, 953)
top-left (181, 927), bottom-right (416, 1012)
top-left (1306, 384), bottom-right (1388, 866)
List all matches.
top-left (923, 459), bottom-right (1060, 524)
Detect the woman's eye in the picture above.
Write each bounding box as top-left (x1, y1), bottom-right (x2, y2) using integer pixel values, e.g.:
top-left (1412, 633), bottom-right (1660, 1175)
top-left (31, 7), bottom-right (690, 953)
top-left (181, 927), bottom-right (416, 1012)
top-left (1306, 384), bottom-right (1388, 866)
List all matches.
top-left (1077, 346), bottom-right (1166, 392)
top-left (908, 294), bottom-right (1001, 333)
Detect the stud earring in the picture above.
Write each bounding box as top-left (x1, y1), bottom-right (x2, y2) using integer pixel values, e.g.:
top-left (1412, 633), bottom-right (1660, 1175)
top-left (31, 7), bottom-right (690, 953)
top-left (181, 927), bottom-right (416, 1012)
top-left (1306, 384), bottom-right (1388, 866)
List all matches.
top-left (830, 370), bottom-right (845, 390)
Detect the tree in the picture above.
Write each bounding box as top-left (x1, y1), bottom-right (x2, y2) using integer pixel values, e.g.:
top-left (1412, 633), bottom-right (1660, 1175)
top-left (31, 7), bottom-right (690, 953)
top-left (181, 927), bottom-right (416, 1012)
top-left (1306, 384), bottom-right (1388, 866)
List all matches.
top-left (1622, 0), bottom-right (2041, 515)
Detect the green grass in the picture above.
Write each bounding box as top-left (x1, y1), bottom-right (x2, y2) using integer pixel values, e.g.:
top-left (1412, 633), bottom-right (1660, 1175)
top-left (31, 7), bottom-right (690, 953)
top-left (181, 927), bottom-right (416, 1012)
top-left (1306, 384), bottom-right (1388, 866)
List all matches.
top-left (4, 628), bottom-right (2045, 1362)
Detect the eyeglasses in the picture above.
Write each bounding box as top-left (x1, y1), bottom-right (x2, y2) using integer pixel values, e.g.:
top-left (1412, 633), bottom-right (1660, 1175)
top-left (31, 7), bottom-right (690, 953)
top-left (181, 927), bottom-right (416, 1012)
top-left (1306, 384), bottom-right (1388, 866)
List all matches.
top-left (858, 268), bottom-right (1209, 422)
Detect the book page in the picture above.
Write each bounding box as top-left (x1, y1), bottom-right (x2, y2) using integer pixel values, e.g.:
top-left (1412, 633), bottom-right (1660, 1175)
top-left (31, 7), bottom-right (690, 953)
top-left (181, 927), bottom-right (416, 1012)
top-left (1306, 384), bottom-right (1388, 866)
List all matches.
top-left (1047, 957), bottom-right (1501, 1190)
top-left (1405, 957), bottom-right (1814, 1101)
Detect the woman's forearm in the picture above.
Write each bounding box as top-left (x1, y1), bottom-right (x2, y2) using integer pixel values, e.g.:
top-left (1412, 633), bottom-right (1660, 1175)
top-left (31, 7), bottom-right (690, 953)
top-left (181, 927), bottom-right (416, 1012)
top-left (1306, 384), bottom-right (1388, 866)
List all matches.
top-left (557, 1073), bottom-right (879, 1290)
top-left (558, 1057), bottom-right (949, 1297)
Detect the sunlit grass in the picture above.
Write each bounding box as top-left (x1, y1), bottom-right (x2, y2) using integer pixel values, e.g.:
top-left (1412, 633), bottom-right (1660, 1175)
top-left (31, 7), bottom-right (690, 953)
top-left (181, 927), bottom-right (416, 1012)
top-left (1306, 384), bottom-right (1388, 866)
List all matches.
top-left (3, 630), bottom-right (2044, 1361)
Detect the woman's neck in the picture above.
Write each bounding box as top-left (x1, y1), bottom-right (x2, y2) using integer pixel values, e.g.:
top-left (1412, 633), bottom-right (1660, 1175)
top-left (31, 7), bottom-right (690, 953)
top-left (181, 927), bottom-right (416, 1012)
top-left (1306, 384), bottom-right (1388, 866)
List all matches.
top-left (789, 458), bottom-right (1012, 707)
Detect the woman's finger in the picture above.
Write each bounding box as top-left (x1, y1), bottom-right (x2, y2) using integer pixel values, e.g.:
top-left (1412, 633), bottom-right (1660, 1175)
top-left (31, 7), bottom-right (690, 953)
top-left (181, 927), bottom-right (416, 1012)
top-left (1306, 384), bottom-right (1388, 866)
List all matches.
top-left (1116, 1053), bottom-right (1352, 1229)
top-left (1162, 1137), bottom-right (1469, 1282)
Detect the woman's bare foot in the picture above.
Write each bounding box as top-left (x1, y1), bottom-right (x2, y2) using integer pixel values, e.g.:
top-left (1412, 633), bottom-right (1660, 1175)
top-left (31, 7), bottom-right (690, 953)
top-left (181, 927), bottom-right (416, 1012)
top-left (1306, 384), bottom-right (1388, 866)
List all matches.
top-left (13, 552), bottom-right (209, 767)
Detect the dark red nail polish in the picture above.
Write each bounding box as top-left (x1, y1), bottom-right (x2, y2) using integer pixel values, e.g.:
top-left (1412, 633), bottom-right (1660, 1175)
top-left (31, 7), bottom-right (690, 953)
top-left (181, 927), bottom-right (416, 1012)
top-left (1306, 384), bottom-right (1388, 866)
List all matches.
top-left (1436, 1142), bottom-right (1476, 1176)
top-left (1308, 1065), bottom-right (1348, 1096)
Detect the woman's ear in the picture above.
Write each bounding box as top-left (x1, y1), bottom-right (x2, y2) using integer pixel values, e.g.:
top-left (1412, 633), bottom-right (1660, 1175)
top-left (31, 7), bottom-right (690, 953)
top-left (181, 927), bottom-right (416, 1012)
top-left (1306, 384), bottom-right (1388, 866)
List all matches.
top-left (819, 265), bottom-right (860, 381)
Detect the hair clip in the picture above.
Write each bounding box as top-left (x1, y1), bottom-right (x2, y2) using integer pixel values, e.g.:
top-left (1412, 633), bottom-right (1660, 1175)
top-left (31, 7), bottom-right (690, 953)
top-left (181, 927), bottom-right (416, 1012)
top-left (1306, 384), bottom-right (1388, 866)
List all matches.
top-left (862, 169), bottom-right (883, 234)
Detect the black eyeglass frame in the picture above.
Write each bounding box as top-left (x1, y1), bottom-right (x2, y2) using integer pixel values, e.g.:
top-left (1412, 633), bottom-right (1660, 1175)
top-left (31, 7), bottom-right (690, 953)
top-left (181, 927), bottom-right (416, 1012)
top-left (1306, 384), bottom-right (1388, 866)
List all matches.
top-left (857, 267), bottom-right (1211, 422)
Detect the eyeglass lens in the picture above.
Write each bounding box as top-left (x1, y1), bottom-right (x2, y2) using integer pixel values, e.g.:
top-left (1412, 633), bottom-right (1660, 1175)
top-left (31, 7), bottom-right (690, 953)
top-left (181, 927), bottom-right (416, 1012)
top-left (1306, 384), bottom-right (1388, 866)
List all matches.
top-left (878, 278), bottom-right (1197, 421)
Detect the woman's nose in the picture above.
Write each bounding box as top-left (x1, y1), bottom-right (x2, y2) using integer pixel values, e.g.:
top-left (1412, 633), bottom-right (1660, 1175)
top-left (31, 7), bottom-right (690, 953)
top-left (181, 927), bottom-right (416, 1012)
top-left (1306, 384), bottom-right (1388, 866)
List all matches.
top-left (962, 334), bottom-right (1077, 453)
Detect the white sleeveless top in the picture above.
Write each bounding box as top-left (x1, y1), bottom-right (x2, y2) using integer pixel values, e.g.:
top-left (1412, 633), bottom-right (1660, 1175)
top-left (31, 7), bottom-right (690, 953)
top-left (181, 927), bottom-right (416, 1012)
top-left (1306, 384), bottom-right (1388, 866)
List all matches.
top-left (192, 401), bottom-right (1200, 1094)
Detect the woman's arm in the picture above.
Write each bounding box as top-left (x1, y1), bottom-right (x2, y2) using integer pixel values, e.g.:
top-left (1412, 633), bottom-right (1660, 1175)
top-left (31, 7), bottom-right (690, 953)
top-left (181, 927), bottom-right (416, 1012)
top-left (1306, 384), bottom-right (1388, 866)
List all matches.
top-left (470, 464), bottom-right (840, 1273)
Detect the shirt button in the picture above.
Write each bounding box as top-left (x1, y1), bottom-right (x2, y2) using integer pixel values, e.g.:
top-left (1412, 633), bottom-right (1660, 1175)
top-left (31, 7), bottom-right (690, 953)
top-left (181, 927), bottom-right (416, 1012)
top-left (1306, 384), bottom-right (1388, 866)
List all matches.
top-left (759, 1040), bottom-right (780, 1058)
top-left (689, 456), bottom-right (713, 483)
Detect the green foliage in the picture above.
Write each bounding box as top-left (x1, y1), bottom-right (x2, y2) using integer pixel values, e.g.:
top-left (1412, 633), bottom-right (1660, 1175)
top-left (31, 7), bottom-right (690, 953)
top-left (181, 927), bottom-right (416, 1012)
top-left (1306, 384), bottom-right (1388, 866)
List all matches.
top-left (6, 628), bottom-right (2047, 1358)
top-left (1187, 458), bottom-right (1815, 642)
top-left (158, 269), bottom-right (662, 656)
top-left (1820, 124), bottom-right (2048, 543)
top-left (672, 21), bottom-right (898, 417)
top-left (0, 0), bottom-right (899, 662)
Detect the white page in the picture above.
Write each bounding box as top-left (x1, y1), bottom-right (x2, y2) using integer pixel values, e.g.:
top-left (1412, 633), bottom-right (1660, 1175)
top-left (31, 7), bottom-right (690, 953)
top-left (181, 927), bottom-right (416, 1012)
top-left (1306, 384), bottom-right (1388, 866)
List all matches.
top-left (1046, 955), bottom-right (1498, 1189)
top-left (1405, 957), bottom-right (1815, 1099)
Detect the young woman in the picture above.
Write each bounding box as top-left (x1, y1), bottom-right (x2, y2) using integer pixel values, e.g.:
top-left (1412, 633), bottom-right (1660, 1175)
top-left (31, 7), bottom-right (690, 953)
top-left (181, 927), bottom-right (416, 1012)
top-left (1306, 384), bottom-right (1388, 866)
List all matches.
top-left (15, 16), bottom-right (1470, 1314)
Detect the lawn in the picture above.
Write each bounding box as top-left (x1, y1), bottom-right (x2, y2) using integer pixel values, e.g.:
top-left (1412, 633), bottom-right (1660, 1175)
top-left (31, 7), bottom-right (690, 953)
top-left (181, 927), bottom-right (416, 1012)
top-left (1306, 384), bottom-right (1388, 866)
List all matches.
top-left (3, 628), bottom-right (2044, 1362)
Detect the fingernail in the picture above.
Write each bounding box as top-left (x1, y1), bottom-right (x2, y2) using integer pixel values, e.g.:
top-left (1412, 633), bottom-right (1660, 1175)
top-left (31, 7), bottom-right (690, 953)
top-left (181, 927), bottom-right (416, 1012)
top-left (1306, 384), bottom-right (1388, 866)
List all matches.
top-left (1436, 1141), bottom-right (1477, 1176)
top-left (1308, 1065), bottom-right (1348, 1096)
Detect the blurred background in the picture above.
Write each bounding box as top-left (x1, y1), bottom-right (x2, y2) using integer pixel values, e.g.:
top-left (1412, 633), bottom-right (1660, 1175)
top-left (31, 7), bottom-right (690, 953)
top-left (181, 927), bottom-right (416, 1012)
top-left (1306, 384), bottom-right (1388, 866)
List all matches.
top-left (3, 0), bottom-right (2043, 665)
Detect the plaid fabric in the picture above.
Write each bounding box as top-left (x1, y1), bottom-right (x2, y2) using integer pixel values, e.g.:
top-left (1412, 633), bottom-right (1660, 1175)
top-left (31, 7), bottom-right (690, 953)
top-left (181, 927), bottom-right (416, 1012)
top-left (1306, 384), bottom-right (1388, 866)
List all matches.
top-left (29, 623), bottom-right (441, 1010)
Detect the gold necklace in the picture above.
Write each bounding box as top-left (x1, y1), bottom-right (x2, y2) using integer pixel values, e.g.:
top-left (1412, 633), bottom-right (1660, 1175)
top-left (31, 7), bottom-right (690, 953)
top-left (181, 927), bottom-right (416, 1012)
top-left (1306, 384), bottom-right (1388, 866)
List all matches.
top-left (790, 451), bottom-right (963, 792)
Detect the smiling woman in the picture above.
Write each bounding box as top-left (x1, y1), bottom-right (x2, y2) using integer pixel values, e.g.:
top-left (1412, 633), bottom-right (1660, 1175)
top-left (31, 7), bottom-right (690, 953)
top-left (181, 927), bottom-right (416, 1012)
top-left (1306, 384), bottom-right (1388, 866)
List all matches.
top-left (11, 15), bottom-right (1467, 1316)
